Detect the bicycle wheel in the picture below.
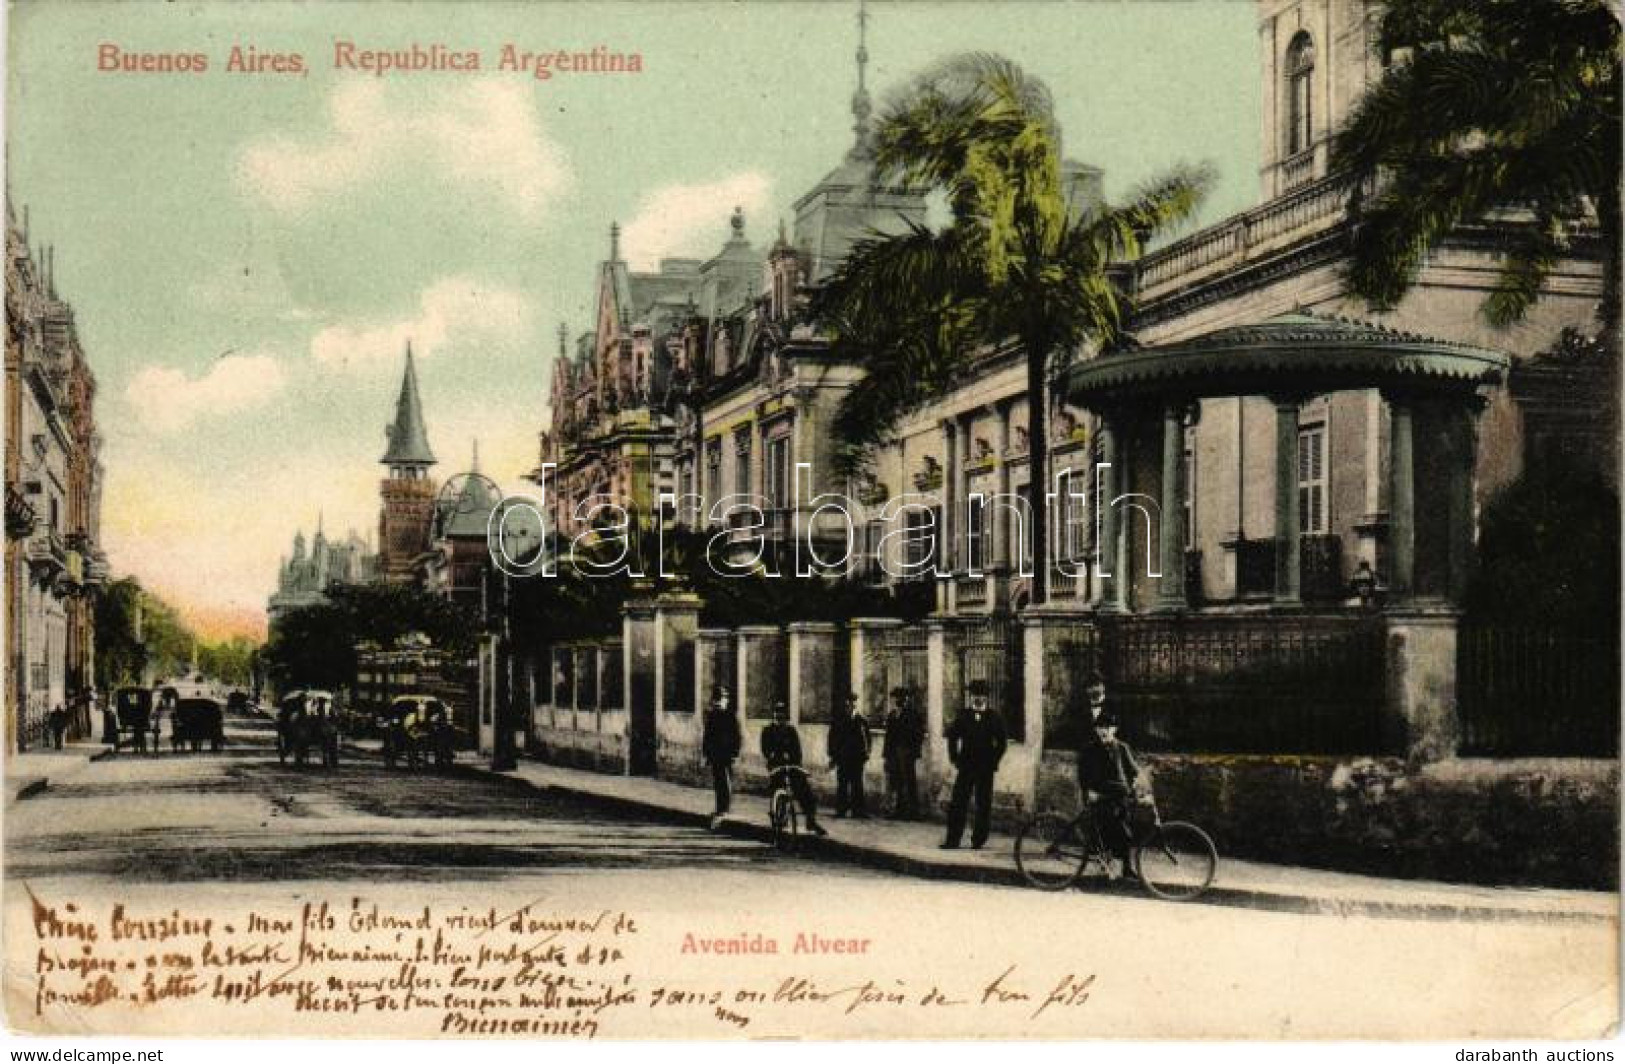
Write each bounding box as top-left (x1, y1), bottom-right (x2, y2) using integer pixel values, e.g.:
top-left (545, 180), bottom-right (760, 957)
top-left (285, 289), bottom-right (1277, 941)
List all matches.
top-left (771, 792), bottom-right (799, 853)
top-left (1015, 812), bottom-right (1091, 891)
top-left (1134, 821), bottom-right (1218, 901)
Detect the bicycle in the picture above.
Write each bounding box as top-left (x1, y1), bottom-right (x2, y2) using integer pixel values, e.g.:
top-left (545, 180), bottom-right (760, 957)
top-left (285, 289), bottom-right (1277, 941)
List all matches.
top-left (767, 765), bottom-right (808, 853)
top-left (1015, 772), bottom-right (1219, 901)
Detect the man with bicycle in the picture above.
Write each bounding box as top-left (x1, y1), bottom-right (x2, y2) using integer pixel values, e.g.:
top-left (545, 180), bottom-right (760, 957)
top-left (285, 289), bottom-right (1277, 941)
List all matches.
top-left (1076, 672), bottom-right (1142, 879)
top-left (760, 700), bottom-right (828, 837)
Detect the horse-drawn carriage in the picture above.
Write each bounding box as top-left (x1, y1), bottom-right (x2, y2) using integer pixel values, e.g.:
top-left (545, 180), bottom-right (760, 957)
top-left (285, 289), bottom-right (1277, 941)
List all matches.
top-left (276, 690), bottom-right (340, 768)
top-left (171, 694), bottom-right (224, 752)
top-left (112, 687), bottom-right (153, 753)
top-left (378, 695), bottom-right (455, 771)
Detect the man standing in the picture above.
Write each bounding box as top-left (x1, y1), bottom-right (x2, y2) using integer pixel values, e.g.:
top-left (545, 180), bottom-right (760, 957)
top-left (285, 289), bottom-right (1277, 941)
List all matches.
top-left (827, 692), bottom-right (872, 819)
top-left (47, 704), bottom-right (67, 750)
top-left (882, 686), bottom-right (925, 819)
top-left (700, 685), bottom-right (741, 828)
top-left (941, 679), bottom-right (1007, 849)
top-left (761, 700), bottom-right (827, 837)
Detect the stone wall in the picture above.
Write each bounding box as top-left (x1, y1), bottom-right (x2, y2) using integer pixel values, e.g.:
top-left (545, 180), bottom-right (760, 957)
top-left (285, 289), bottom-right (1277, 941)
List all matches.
top-left (1037, 751), bottom-right (1619, 890)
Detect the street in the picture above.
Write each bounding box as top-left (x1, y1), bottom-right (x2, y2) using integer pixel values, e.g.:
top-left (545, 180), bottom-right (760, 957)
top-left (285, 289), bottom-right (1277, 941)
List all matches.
top-left (4, 703), bottom-right (1616, 1039)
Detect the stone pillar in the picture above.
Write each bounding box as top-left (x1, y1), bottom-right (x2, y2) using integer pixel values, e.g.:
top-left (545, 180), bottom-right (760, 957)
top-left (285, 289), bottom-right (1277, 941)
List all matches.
top-left (1388, 395), bottom-right (1416, 600)
top-left (924, 620), bottom-right (952, 790)
top-left (736, 625), bottom-right (784, 721)
top-left (655, 591), bottom-right (701, 717)
top-left (1382, 610), bottom-right (1461, 761)
top-left (788, 621), bottom-right (837, 725)
top-left (622, 595), bottom-right (658, 776)
top-left (1098, 415), bottom-right (1125, 613)
top-left (849, 617), bottom-right (902, 718)
top-left (1157, 402), bottom-right (1188, 610)
top-left (1272, 398), bottom-right (1302, 605)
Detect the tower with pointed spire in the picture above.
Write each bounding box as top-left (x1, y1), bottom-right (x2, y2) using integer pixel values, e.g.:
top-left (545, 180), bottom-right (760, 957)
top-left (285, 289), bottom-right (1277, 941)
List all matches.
top-left (378, 343), bottom-right (440, 583)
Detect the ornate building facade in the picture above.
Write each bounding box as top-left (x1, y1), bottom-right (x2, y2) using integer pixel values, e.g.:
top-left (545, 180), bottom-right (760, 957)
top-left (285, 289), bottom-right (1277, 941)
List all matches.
top-left (5, 204), bottom-right (108, 750)
top-left (266, 520), bottom-right (376, 630)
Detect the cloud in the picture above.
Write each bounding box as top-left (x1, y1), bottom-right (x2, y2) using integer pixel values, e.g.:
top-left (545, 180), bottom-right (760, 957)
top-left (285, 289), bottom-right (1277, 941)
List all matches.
top-left (620, 172), bottom-right (773, 270)
top-left (237, 79), bottom-right (569, 220)
top-left (124, 353), bottom-right (287, 434)
top-left (310, 276), bottom-right (534, 370)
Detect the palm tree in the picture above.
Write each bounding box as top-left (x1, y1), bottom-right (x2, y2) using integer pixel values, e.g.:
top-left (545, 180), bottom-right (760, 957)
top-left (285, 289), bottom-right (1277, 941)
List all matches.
top-left (813, 53), bottom-right (1210, 604)
top-left (1332, 0), bottom-right (1621, 334)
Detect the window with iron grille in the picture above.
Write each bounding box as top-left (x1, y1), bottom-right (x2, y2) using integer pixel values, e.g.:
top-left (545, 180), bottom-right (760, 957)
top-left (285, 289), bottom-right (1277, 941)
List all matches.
top-left (1184, 427), bottom-right (1197, 549)
top-left (1058, 468), bottom-right (1090, 560)
top-left (1298, 424), bottom-right (1327, 535)
top-left (704, 439), bottom-right (722, 510)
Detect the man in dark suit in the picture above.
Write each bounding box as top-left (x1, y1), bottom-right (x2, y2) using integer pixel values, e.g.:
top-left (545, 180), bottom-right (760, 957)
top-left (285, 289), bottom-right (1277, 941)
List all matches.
top-left (941, 679), bottom-right (1007, 849)
top-left (701, 685), bottom-right (742, 827)
top-left (882, 685), bottom-right (925, 819)
top-left (760, 700), bottom-right (828, 836)
top-left (827, 692), bottom-right (872, 818)
top-left (1076, 671), bottom-right (1141, 876)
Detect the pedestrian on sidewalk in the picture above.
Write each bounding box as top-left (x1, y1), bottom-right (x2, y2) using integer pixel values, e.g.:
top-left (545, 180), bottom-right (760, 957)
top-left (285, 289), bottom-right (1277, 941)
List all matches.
top-left (100, 693), bottom-right (118, 749)
top-left (828, 692), bottom-right (872, 819)
top-left (761, 700), bottom-right (827, 837)
top-left (700, 685), bottom-right (741, 828)
top-left (941, 679), bottom-right (1007, 850)
top-left (882, 685), bottom-right (924, 819)
top-left (48, 704), bottom-right (67, 750)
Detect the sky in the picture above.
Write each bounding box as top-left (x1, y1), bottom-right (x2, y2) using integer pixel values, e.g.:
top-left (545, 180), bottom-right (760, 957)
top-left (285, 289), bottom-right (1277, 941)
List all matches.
top-left (4, 0), bottom-right (1259, 641)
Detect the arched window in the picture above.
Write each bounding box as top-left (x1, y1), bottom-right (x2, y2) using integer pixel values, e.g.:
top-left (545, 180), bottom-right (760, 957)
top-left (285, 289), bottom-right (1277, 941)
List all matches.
top-left (1286, 32), bottom-right (1315, 156)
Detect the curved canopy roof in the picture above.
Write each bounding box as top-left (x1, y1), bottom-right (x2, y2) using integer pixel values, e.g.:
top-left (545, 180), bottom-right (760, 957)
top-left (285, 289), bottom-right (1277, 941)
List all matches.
top-left (1067, 310), bottom-right (1509, 404)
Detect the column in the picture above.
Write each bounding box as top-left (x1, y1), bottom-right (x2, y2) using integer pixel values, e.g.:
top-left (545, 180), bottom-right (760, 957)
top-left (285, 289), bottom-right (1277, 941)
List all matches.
top-left (1157, 402), bottom-right (1188, 609)
top-left (1446, 401), bottom-right (1479, 604)
top-left (1097, 415), bottom-right (1125, 612)
top-left (1388, 395), bottom-right (1415, 601)
top-left (1272, 398), bottom-right (1301, 605)
top-left (995, 401), bottom-right (1013, 573)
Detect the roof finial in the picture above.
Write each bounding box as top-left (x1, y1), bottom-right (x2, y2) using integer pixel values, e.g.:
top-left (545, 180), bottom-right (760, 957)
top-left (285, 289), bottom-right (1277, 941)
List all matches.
top-left (730, 205), bottom-right (745, 240)
top-left (610, 221), bottom-right (621, 262)
top-left (557, 322), bottom-right (568, 356)
top-left (850, 0), bottom-right (874, 159)
top-left (471, 438), bottom-right (481, 474)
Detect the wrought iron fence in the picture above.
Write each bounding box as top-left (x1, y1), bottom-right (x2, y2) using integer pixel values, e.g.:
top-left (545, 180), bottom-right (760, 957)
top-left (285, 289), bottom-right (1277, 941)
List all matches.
top-left (1101, 613), bottom-right (1386, 754)
top-left (1458, 626), bottom-right (1619, 756)
top-left (878, 624), bottom-right (928, 712)
top-left (957, 617), bottom-right (1025, 739)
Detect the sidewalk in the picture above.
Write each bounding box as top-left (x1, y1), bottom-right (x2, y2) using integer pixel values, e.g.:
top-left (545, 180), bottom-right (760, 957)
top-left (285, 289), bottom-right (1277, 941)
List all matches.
top-left (485, 756), bottom-right (1617, 924)
top-left (6, 742), bottom-right (111, 802)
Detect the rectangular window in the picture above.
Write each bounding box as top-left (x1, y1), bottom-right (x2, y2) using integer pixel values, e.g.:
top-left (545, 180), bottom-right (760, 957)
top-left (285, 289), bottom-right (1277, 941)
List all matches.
top-left (733, 429), bottom-right (752, 498)
top-left (766, 436), bottom-right (791, 512)
top-left (1058, 468), bottom-right (1091, 560)
top-left (862, 518), bottom-right (885, 581)
top-left (704, 439), bottom-right (722, 513)
top-left (1298, 424), bottom-right (1327, 535)
top-left (904, 507), bottom-right (941, 572)
top-left (966, 495), bottom-right (987, 572)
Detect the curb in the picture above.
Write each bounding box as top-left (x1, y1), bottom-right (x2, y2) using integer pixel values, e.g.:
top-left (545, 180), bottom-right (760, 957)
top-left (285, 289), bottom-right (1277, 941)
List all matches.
top-left (481, 762), bottom-right (1613, 926)
top-left (9, 746), bottom-right (113, 802)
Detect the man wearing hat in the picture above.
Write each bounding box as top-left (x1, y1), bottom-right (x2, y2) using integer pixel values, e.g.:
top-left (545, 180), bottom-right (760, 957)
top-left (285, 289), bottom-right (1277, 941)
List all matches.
top-left (760, 699), bottom-right (828, 837)
top-left (882, 685), bottom-right (924, 819)
top-left (941, 679), bottom-right (1007, 849)
top-left (827, 692), bottom-right (872, 818)
top-left (1076, 671), bottom-right (1140, 877)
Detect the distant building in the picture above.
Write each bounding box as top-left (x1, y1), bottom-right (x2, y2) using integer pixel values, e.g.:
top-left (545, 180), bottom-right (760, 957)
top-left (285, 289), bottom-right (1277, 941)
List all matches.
top-left (266, 519), bottom-right (376, 629)
top-left (378, 344), bottom-right (439, 583)
top-left (4, 204), bottom-right (108, 750)
top-left (425, 443), bottom-right (500, 613)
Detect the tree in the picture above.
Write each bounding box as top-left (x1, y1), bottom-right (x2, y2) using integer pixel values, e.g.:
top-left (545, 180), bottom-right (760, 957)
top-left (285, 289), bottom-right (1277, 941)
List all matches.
top-left (1331, 0), bottom-right (1621, 333)
top-left (94, 578), bottom-right (147, 689)
top-left (813, 53), bottom-right (1209, 604)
